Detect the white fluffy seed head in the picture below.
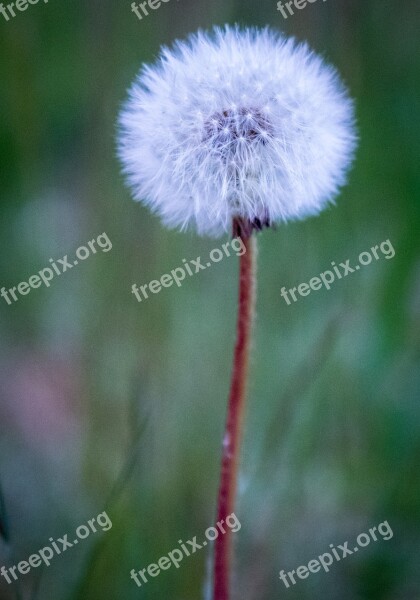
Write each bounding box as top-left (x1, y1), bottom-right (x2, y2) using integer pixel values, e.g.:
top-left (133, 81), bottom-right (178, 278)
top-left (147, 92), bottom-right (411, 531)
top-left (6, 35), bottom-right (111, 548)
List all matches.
top-left (118, 26), bottom-right (357, 237)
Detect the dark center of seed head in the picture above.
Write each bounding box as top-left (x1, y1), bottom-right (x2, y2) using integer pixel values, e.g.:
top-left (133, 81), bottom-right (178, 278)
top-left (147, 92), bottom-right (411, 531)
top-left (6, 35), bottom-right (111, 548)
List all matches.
top-left (203, 107), bottom-right (273, 235)
top-left (203, 107), bottom-right (273, 145)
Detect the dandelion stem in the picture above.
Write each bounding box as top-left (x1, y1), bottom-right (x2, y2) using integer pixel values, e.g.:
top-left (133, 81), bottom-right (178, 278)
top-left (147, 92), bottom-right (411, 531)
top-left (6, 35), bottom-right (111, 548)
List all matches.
top-left (214, 223), bottom-right (256, 600)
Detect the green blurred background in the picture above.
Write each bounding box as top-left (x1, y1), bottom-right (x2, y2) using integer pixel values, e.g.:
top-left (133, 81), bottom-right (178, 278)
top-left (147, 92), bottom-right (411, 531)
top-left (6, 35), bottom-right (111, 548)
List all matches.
top-left (0, 0), bottom-right (419, 598)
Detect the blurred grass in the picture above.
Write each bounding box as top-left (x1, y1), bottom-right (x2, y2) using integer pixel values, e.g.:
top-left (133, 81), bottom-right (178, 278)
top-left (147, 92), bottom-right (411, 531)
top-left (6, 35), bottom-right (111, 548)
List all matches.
top-left (0, 0), bottom-right (419, 598)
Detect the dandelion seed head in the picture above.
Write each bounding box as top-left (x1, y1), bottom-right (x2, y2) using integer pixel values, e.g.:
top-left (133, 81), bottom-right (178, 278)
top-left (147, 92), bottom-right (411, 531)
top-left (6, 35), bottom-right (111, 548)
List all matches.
top-left (118, 26), bottom-right (357, 237)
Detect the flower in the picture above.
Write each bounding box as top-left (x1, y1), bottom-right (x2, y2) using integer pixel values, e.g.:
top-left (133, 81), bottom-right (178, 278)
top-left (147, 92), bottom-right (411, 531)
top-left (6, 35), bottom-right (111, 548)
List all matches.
top-left (118, 26), bottom-right (357, 237)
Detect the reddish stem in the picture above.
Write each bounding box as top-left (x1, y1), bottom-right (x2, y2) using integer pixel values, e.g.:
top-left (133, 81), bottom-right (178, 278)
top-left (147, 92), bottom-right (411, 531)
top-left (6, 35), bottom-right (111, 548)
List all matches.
top-left (214, 228), bottom-right (256, 600)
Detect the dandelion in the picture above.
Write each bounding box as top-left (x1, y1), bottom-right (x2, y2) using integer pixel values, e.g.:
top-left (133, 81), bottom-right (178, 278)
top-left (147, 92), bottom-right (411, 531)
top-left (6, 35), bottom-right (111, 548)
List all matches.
top-left (118, 25), bottom-right (357, 600)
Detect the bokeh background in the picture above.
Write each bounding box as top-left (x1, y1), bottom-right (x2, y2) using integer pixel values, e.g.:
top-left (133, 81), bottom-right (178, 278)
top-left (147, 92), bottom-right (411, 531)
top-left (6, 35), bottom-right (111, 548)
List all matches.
top-left (1, 0), bottom-right (419, 598)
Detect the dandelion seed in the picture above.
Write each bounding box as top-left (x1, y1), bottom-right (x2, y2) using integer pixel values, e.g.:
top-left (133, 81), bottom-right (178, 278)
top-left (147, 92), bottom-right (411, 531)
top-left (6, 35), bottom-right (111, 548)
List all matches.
top-left (117, 26), bottom-right (357, 237)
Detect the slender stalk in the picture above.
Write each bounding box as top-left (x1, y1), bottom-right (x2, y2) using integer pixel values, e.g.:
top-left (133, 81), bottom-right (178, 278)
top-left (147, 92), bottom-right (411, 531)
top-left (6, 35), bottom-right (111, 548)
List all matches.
top-left (214, 225), bottom-right (256, 600)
